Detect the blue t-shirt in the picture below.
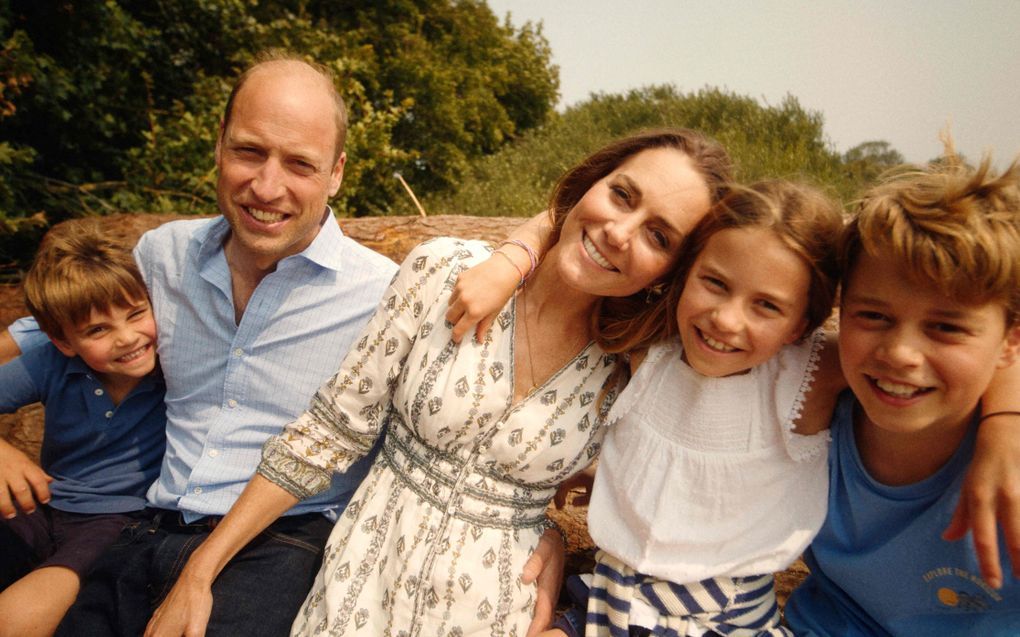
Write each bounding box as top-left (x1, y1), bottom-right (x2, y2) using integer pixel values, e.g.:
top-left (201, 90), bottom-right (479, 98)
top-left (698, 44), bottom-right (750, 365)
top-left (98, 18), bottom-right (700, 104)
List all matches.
top-left (0, 341), bottom-right (166, 513)
top-left (785, 391), bottom-right (1020, 636)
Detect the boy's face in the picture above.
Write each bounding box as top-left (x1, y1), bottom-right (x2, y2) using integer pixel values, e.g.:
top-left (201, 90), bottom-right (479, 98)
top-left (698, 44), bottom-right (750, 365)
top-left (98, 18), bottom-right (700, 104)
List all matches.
top-left (839, 249), bottom-right (1019, 438)
top-left (51, 297), bottom-right (158, 386)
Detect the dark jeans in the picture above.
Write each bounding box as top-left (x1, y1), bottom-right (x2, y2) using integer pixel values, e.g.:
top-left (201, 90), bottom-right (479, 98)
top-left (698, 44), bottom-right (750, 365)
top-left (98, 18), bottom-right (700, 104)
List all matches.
top-left (54, 509), bottom-right (333, 637)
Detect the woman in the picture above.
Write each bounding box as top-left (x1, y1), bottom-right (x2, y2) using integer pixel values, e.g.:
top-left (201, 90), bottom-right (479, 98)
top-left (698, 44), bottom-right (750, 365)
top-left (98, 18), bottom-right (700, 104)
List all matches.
top-left (147, 129), bottom-right (732, 636)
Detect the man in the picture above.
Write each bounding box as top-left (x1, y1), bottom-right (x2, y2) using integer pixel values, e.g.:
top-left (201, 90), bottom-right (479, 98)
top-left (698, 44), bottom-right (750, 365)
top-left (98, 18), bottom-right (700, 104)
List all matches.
top-left (3, 50), bottom-right (563, 636)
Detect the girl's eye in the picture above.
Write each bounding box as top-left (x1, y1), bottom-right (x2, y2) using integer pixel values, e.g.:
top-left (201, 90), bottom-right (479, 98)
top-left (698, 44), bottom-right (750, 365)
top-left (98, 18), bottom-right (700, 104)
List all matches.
top-left (854, 310), bottom-right (888, 323)
top-left (702, 275), bottom-right (725, 291)
top-left (758, 299), bottom-right (782, 314)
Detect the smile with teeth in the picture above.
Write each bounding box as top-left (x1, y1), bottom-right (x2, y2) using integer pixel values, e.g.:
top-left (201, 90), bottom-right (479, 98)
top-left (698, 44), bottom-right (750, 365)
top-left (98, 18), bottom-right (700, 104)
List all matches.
top-left (872, 376), bottom-right (930, 399)
top-left (698, 328), bottom-right (738, 353)
top-left (582, 234), bottom-right (616, 271)
top-left (116, 344), bottom-right (151, 364)
top-left (245, 206), bottom-right (286, 224)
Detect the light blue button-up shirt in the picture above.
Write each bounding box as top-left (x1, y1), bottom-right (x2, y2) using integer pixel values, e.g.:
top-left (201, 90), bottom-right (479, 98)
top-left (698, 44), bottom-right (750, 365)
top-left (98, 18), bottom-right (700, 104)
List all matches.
top-left (10, 213), bottom-right (397, 521)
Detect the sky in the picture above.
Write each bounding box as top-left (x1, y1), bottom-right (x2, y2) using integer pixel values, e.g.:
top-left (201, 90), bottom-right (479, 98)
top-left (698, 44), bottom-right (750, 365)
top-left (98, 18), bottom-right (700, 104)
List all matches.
top-left (485, 0), bottom-right (1020, 165)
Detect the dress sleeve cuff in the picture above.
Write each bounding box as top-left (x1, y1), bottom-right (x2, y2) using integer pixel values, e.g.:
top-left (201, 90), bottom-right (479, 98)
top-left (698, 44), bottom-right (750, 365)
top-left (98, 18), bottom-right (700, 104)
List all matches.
top-left (258, 438), bottom-right (334, 500)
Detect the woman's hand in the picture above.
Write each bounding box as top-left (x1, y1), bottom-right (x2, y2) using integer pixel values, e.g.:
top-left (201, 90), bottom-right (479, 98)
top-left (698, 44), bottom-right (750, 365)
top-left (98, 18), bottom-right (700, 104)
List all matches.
top-left (523, 527), bottom-right (566, 636)
top-left (145, 564), bottom-right (215, 637)
top-left (0, 438), bottom-right (52, 518)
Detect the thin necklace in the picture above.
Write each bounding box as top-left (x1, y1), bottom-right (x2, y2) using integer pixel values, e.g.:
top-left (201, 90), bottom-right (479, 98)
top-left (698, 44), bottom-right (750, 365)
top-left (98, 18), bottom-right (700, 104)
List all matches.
top-left (520, 281), bottom-right (538, 391)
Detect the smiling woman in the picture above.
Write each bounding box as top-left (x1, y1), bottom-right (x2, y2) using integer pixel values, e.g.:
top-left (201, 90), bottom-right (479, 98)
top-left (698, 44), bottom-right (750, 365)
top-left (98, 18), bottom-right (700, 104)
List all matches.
top-left (146, 128), bottom-right (735, 636)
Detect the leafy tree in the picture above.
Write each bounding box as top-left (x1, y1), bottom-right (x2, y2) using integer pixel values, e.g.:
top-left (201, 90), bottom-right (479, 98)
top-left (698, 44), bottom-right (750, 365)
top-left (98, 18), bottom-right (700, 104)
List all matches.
top-left (425, 85), bottom-right (859, 218)
top-left (841, 140), bottom-right (905, 188)
top-left (0, 0), bottom-right (558, 269)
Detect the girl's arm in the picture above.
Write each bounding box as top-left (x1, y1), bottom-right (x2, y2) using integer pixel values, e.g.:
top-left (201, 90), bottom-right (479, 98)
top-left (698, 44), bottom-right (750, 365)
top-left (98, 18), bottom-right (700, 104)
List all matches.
top-left (944, 335), bottom-right (1020, 589)
top-left (145, 475), bottom-right (298, 637)
top-left (447, 212), bottom-right (553, 343)
top-left (792, 331), bottom-right (846, 436)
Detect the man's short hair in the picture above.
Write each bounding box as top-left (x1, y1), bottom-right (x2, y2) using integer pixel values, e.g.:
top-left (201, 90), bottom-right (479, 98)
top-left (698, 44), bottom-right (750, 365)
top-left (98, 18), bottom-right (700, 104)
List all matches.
top-left (221, 49), bottom-right (349, 162)
top-left (24, 220), bottom-right (149, 339)
top-left (840, 141), bottom-right (1020, 324)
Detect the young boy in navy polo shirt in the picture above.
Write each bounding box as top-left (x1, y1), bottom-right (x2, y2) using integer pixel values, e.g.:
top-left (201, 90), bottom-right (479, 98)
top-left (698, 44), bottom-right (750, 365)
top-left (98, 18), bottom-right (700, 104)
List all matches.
top-left (0, 220), bottom-right (166, 636)
top-left (785, 148), bottom-right (1020, 635)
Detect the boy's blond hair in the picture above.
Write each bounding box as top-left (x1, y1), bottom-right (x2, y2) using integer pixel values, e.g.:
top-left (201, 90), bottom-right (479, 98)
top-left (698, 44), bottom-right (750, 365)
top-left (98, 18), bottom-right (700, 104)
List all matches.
top-left (840, 143), bottom-right (1020, 325)
top-left (23, 219), bottom-right (149, 339)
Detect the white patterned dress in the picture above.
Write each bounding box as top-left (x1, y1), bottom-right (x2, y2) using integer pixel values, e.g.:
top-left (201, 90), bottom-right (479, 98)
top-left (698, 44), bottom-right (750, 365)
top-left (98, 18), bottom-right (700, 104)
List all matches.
top-left (258, 238), bottom-right (618, 636)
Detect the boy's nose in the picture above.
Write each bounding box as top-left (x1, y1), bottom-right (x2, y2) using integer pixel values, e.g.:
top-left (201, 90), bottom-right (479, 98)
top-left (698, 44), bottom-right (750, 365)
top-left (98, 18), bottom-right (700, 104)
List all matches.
top-left (710, 301), bottom-right (743, 332)
top-left (877, 332), bottom-right (924, 368)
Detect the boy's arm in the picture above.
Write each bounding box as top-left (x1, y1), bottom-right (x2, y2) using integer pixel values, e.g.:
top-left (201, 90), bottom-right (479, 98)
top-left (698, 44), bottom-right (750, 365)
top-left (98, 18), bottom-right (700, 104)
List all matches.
top-left (0, 329), bottom-right (20, 366)
top-left (944, 356), bottom-right (1020, 589)
top-left (446, 212), bottom-right (553, 343)
top-left (0, 354), bottom-right (53, 517)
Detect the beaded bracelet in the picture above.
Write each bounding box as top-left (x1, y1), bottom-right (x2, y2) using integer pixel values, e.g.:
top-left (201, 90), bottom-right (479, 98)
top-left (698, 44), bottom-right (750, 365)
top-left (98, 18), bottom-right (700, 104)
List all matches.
top-left (492, 249), bottom-right (526, 287)
top-left (498, 239), bottom-right (538, 281)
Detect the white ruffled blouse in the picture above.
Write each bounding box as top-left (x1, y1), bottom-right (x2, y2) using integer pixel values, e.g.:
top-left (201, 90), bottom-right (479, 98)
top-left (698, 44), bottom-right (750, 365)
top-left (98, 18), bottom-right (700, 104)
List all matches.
top-left (587, 331), bottom-right (830, 583)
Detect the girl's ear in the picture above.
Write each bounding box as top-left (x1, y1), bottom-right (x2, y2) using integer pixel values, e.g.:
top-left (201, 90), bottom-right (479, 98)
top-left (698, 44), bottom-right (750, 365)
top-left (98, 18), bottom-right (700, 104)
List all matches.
top-left (785, 315), bottom-right (810, 345)
top-left (996, 323), bottom-right (1020, 368)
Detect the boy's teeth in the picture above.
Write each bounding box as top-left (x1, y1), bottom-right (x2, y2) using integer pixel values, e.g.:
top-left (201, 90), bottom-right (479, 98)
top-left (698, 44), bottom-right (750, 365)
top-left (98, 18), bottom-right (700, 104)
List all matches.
top-left (248, 207), bottom-right (284, 223)
top-left (875, 378), bottom-right (921, 398)
top-left (582, 235), bottom-right (614, 270)
top-left (118, 346), bottom-right (147, 363)
top-left (702, 332), bottom-right (736, 352)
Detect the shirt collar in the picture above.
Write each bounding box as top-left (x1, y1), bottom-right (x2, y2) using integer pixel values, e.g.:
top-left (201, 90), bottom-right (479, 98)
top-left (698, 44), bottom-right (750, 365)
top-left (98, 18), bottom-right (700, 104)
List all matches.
top-left (194, 208), bottom-right (347, 273)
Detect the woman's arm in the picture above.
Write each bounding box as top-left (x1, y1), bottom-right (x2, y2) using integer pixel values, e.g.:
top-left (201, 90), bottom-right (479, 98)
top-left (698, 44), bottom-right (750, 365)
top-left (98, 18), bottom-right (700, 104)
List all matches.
top-left (447, 212), bottom-right (553, 343)
top-left (145, 475), bottom-right (298, 637)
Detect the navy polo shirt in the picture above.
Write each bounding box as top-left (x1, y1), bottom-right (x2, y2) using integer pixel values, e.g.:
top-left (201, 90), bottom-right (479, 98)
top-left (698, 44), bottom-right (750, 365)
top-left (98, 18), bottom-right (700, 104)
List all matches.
top-left (0, 341), bottom-right (166, 513)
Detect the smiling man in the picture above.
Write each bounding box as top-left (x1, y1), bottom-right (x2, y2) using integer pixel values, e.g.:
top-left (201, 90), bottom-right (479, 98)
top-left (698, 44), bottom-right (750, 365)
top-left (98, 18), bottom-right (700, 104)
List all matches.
top-left (41, 51), bottom-right (399, 635)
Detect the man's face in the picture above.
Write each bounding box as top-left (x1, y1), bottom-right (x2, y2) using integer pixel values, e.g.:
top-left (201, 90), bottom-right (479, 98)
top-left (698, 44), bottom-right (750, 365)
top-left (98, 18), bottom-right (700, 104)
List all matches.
top-left (215, 62), bottom-right (345, 272)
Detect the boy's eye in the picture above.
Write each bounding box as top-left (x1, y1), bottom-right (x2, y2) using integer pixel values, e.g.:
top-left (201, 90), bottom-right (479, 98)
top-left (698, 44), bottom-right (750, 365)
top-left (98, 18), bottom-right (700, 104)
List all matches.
top-left (931, 322), bottom-right (966, 335)
top-left (85, 326), bottom-right (108, 337)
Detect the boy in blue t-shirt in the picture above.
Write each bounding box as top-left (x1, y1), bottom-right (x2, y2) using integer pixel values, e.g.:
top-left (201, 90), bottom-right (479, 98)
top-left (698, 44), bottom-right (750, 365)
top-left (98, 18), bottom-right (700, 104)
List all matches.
top-left (785, 148), bottom-right (1020, 635)
top-left (0, 220), bottom-right (166, 636)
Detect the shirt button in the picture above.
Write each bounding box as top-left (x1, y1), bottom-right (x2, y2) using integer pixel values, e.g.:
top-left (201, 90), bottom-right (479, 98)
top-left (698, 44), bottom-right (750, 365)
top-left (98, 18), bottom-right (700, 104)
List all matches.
top-left (208, 449), bottom-right (220, 458)
top-left (193, 487), bottom-right (203, 495)
top-left (233, 348), bottom-right (244, 357)
top-left (227, 399), bottom-right (238, 408)
top-left (94, 388), bottom-right (104, 396)
top-left (105, 410), bottom-right (114, 418)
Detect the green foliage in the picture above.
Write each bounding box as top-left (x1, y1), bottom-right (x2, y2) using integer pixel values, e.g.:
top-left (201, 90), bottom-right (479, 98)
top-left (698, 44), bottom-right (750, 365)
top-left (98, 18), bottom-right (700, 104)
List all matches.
top-left (0, 0), bottom-right (558, 268)
top-left (425, 85), bottom-right (886, 217)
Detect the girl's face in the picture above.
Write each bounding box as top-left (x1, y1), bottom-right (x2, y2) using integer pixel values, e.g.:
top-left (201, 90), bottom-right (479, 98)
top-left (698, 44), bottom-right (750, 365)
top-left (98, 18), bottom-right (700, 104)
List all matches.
top-left (675, 226), bottom-right (810, 377)
top-left (549, 147), bottom-right (712, 299)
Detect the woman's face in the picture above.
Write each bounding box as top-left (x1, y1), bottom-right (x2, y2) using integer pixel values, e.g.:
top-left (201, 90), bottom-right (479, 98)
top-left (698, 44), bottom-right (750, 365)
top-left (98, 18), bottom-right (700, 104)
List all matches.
top-left (550, 147), bottom-right (712, 298)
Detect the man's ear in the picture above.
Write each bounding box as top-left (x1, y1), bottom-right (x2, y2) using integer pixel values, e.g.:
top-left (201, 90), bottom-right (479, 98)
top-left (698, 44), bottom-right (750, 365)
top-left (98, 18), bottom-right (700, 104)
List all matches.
top-left (48, 333), bottom-right (77, 359)
top-left (997, 323), bottom-right (1020, 368)
top-left (214, 120), bottom-right (225, 168)
top-left (328, 151), bottom-right (346, 198)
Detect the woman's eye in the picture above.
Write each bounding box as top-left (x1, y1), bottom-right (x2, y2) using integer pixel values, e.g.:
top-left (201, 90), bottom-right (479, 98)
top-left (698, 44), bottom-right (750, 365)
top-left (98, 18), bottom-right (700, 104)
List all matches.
top-left (702, 276), bottom-right (725, 291)
top-left (610, 185), bottom-right (631, 202)
top-left (650, 229), bottom-right (668, 249)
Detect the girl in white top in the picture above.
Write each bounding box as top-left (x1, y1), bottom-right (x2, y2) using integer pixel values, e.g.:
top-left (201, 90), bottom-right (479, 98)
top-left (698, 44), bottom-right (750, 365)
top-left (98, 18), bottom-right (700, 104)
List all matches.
top-left (547, 180), bottom-right (846, 637)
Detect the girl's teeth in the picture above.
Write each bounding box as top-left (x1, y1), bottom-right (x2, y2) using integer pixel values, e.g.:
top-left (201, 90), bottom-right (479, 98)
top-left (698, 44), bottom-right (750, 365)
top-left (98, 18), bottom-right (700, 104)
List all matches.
top-left (582, 235), bottom-right (614, 270)
top-left (248, 207), bottom-right (284, 223)
top-left (702, 332), bottom-right (736, 352)
top-left (875, 378), bottom-right (921, 398)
